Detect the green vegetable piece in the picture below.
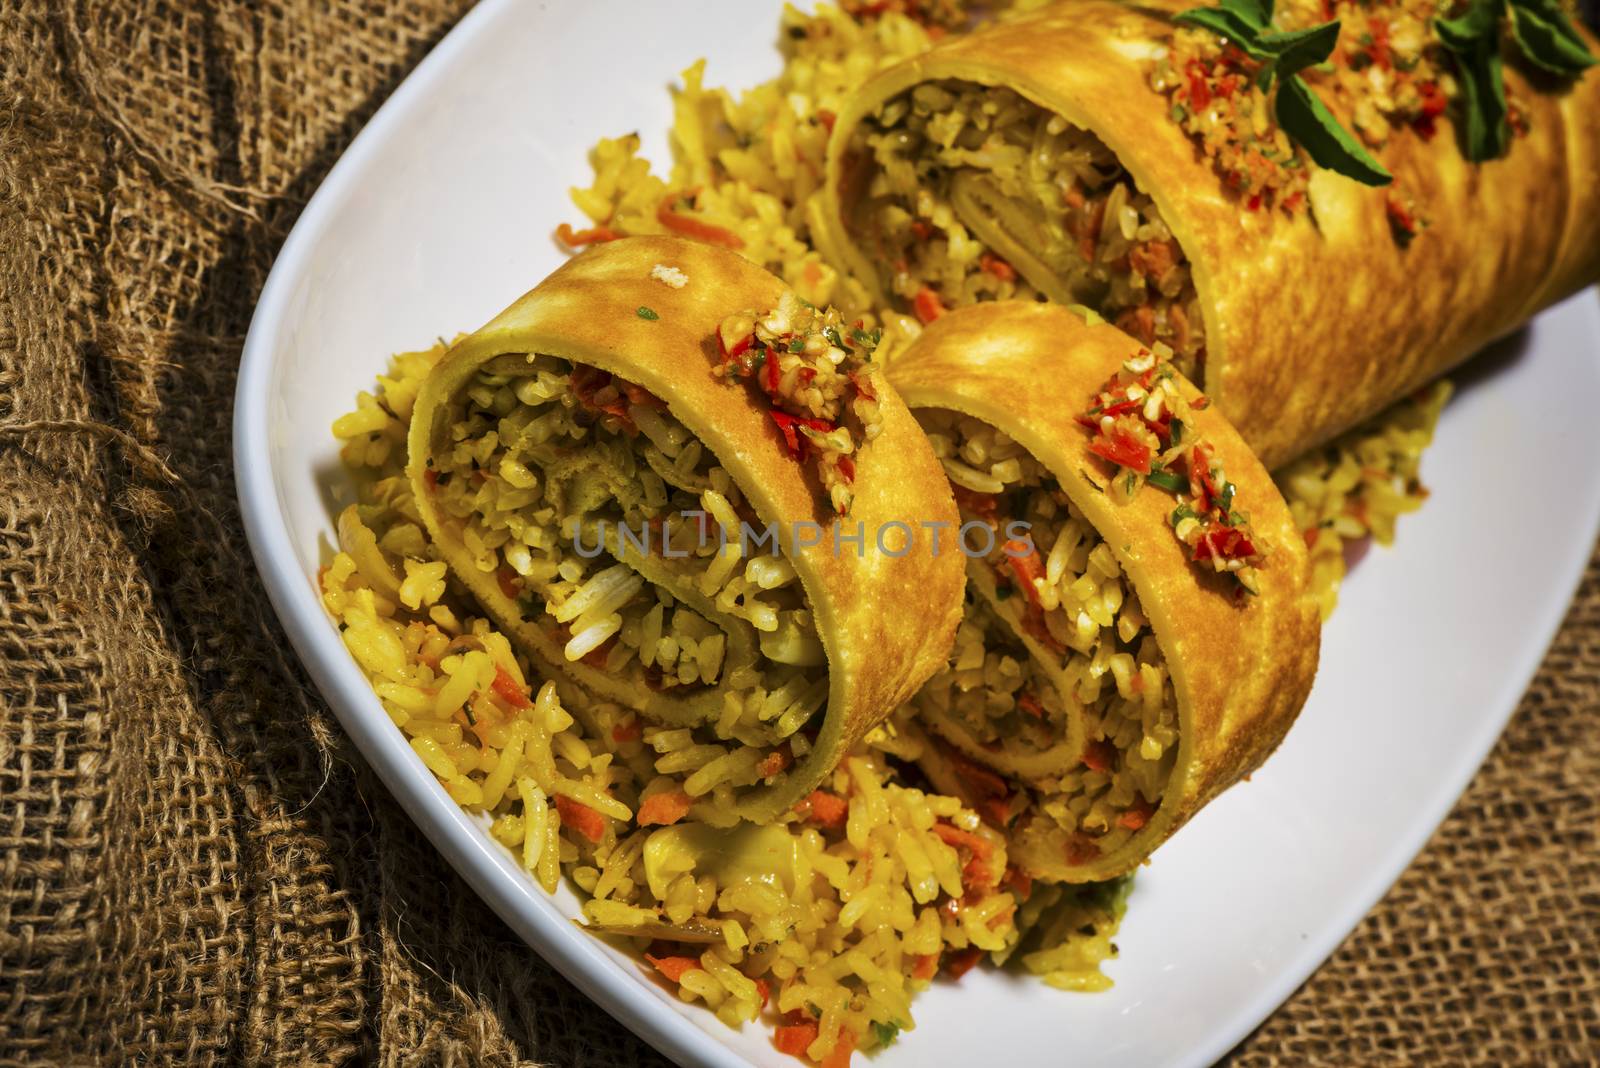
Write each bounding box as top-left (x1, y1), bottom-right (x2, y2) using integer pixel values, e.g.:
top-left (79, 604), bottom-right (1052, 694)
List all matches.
top-left (1259, 21), bottom-right (1341, 78)
top-left (1147, 469), bottom-right (1188, 492)
top-left (637, 306), bottom-right (660, 321)
top-left (1274, 76), bottom-right (1394, 185)
top-left (1508, 0), bottom-right (1596, 75)
top-left (1221, 0), bottom-right (1272, 30)
top-left (1175, 6), bottom-right (1268, 52)
top-left (871, 1021), bottom-right (902, 1048)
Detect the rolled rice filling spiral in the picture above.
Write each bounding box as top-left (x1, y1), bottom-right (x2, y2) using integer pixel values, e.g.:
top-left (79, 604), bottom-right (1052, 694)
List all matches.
top-left (426, 353), bottom-right (833, 809)
top-left (913, 408), bottom-right (1179, 869)
top-left (844, 80), bottom-right (1204, 375)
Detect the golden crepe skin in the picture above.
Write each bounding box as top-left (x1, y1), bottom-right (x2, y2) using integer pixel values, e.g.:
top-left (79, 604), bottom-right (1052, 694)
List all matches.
top-left (889, 302), bottom-right (1320, 882)
top-left (407, 236), bottom-right (965, 823)
top-left (823, 0), bottom-right (1600, 468)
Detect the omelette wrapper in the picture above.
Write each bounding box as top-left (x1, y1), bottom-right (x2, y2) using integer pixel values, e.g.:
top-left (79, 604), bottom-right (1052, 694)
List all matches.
top-left (823, 0), bottom-right (1600, 466)
top-left (408, 236), bottom-right (964, 823)
top-left (891, 302), bottom-right (1320, 881)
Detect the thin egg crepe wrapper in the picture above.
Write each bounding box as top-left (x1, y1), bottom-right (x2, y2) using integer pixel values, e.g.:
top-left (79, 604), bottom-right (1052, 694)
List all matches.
top-left (890, 302), bottom-right (1319, 881)
top-left (822, 0), bottom-right (1600, 467)
top-left (408, 236), bottom-right (964, 823)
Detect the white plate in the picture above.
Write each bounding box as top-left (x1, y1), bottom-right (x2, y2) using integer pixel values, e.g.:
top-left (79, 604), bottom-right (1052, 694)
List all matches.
top-left (233, 2), bottom-right (1600, 1065)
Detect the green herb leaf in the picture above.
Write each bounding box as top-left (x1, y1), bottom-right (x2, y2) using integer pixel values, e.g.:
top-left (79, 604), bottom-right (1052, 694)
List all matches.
top-left (1435, 0), bottom-right (1501, 48)
top-left (870, 1021), bottom-right (902, 1049)
top-left (1274, 76), bottom-right (1394, 185)
top-left (636, 306), bottom-right (659, 321)
top-left (1508, 0), bottom-right (1596, 74)
top-left (1175, 6), bottom-right (1268, 51)
top-left (788, 336), bottom-right (806, 353)
top-left (1147, 469), bottom-right (1188, 492)
top-left (1221, 0), bottom-right (1272, 31)
top-left (1170, 418), bottom-right (1185, 445)
top-left (1258, 21), bottom-right (1341, 78)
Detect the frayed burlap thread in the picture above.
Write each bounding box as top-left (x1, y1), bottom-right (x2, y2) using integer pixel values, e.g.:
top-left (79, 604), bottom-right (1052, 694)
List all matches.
top-left (0, 1), bottom-right (1594, 1064)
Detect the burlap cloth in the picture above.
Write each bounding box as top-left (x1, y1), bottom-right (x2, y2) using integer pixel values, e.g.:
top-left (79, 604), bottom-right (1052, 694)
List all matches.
top-left (1, 2), bottom-right (1595, 1064)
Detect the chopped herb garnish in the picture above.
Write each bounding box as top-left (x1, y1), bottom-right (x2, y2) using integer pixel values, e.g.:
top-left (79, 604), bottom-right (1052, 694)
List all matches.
top-left (636, 306), bottom-right (659, 320)
top-left (870, 1020), bottom-right (902, 1048)
top-left (788, 336), bottom-right (806, 353)
top-left (1174, 0), bottom-right (1392, 185)
top-left (1216, 481), bottom-right (1236, 513)
top-left (1148, 468), bottom-right (1187, 492)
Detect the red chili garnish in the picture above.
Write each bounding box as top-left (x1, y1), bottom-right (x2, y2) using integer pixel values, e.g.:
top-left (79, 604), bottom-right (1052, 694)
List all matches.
top-left (611, 717), bottom-right (642, 743)
top-left (423, 467), bottom-right (440, 491)
top-left (1186, 60), bottom-right (1212, 112)
top-left (848, 368), bottom-right (876, 401)
top-left (1001, 539), bottom-right (1047, 609)
top-left (768, 409), bottom-right (835, 459)
top-left (1088, 426), bottom-right (1154, 474)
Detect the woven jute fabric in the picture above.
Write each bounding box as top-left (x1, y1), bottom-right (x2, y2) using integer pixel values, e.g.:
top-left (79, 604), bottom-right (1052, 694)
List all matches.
top-left (0, 2), bottom-right (1594, 1064)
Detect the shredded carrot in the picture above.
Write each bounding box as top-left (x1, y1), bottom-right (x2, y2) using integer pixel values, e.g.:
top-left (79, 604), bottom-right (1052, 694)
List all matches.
top-left (944, 947), bottom-right (984, 979)
top-left (758, 746), bottom-right (793, 779)
top-left (611, 716), bottom-right (642, 743)
top-left (978, 252), bottom-right (1015, 281)
top-left (1002, 865), bottom-right (1033, 900)
top-left (775, 1016), bottom-right (820, 1057)
top-left (496, 567), bottom-right (523, 600)
top-left (657, 190), bottom-right (745, 249)
top-left (1118, 798), bottom-right (1156, 831)
top-left (912, 287), bottom-right (945, 324)
top-left (554, 795), bottom-right (606, 843)
top-left (802, 789), bottom-right (849, 830)
top-left (422, 468), bottom-right (439, 492)
top-left (933, 821), bottom-right (994, 861)
top-left (820, 1029), bottom-right (856, 1068)
top-left (645, 953), bottom-right (702, 984)
top-left (555, 221), bottom-right (620, 248)
top-left (754, 978), bottom-right (771, 1009)
top-left (1016, 692), bottom-right (1046, 720)
top-left (490, 665), bottom-right (532, 710)
top-left (637, 790), bottom-right (694, 827)
top-left (1081, 739), bottom-right (1117, 773)
top-left (911, 953), bottom-right (940, 981)
top-left (1065, 834), bottom-right (1100, 866)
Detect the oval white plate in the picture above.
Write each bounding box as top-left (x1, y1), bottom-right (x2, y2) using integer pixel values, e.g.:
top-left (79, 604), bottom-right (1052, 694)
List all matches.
top-left (234, 2), bottom-right (1600, 1065)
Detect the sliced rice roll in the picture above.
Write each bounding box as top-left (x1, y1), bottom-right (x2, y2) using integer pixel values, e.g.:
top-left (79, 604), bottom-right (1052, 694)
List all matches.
top-left (889, 301), bottom-right (1320, 881)
top-left (822, 0), bottom-right (1600, 466)
top-left (408, 236), bottom-right (964, 823)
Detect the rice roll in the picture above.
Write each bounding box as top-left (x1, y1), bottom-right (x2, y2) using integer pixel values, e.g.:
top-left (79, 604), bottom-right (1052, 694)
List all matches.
top-left (889, 301), bottom-right (1320, 881)
top-left (822, 0), bottom-right (1600, 466)
top-left (408, 236), bottom-right (965, 823)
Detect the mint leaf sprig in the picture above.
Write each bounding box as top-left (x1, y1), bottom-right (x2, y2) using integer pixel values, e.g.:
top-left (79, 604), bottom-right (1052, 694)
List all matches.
top-left (1175, 0), bottom-right (1393, 186)
top-left (1436, 0), bottom-right (1595, 161)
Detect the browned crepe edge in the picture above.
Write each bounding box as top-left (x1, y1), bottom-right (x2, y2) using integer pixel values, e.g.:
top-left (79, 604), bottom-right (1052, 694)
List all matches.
top-left (823, 0), bottom-right (1600, 468)
top-left (407, 236), bottom-right (965, 823)
top-left (888, 301), bottom-right (1320, 881)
